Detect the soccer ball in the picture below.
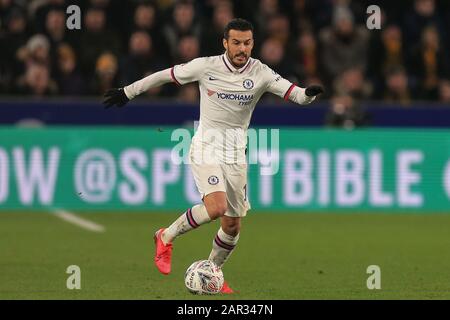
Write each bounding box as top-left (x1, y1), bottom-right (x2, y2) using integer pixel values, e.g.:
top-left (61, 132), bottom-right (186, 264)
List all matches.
top-left (184, 260), bottom-right (224, 295)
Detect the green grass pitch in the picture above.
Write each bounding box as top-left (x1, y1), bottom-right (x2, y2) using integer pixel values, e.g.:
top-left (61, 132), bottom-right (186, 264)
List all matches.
top-left (1, 211), bottom-right (450, 299)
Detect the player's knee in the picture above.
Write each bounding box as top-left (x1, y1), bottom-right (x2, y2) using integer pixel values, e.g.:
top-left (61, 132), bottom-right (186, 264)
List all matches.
top-left (223, 223), bottom-right (240, 237)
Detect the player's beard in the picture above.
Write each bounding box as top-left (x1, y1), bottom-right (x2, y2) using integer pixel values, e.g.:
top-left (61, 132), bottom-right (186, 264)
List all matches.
top-left (228, 52), bottom-right (248, 68)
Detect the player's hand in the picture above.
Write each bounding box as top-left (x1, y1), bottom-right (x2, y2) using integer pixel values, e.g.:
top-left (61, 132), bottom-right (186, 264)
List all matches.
top-left (103, 88), bottom-right (129, 108)
top-left (305, 85), bottom-right (324, 97)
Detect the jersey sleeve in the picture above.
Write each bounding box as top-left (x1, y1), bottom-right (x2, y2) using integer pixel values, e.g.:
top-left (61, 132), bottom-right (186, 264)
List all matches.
top-left (171, 57), bottom-right (206, 85)
top-left (262, 64), bottom-right (296, 101)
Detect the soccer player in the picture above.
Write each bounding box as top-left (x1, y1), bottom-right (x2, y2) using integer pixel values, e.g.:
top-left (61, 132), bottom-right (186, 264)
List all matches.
top-left (103, 18), bottom-right (323, 294)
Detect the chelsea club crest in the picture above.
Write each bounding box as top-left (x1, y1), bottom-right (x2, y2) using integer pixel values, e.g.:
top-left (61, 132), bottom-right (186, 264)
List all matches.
top-left (208, 175), bottom-right (219, 185)
top-left (243, 79), bottom-right (254, 90)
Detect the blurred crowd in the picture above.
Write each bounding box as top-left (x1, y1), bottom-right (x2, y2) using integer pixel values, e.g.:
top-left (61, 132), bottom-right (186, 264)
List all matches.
top-left (1, 0), bottom-right (450, 122)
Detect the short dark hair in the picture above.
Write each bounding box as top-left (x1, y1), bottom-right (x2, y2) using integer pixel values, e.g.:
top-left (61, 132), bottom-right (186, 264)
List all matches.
top-left (223, 18), bottom-right (254, 39)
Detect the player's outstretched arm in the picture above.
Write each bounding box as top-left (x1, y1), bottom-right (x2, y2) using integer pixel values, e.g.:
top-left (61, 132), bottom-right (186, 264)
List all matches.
top-left (103, 68), bottom-right (173, 108)
top-left (295, 84), bottom-right (324, 104)
top-left (264, 65), bottom-right (324, 105)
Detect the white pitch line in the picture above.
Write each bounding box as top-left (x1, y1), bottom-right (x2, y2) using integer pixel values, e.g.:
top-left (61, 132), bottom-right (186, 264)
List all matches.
top-left (52, 209), bottom-right (105, 233)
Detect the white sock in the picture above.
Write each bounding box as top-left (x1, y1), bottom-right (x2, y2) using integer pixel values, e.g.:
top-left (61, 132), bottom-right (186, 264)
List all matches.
top-left (162, 204), bottom-right (211, 244)
top-left (208, 227), bottom-right (239, 268)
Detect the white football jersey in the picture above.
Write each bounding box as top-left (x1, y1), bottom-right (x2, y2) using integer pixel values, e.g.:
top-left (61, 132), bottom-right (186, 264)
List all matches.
top-left (171, 53), bottom-right (300, 164)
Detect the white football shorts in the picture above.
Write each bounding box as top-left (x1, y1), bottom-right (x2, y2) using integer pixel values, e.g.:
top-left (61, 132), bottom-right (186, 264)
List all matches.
top-left (189, 161), bottom-right (251, 218)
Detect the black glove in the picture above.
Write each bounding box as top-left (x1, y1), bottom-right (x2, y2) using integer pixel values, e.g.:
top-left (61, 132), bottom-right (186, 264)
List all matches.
top-left (103, 88), bottom-right (129, 108)
top-left (305, 85), bottom-right (324, 97)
